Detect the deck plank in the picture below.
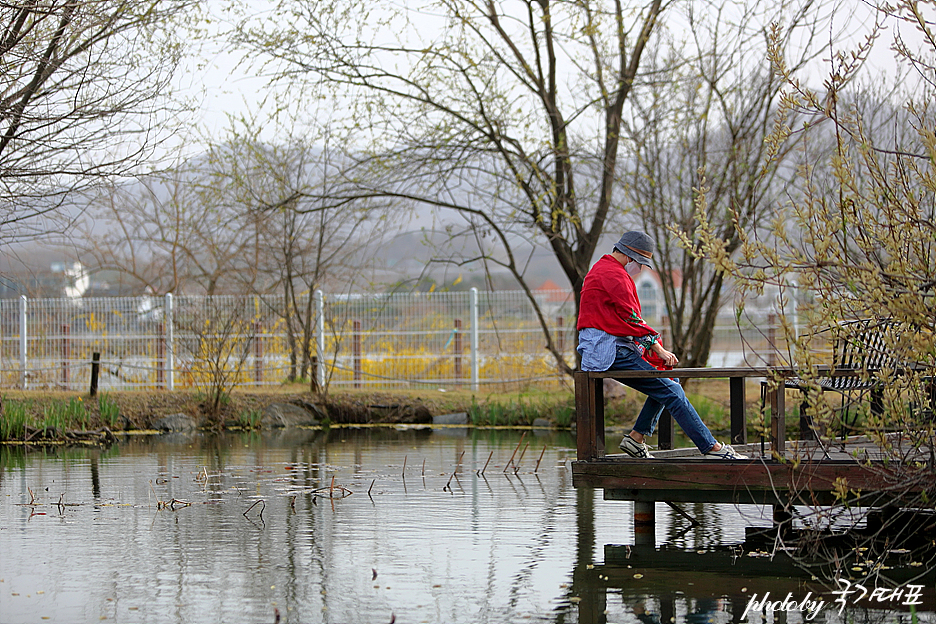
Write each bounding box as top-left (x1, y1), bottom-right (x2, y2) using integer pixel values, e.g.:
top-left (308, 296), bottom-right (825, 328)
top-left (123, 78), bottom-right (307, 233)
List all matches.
top-left (572, 438), bottom-right (932, 506)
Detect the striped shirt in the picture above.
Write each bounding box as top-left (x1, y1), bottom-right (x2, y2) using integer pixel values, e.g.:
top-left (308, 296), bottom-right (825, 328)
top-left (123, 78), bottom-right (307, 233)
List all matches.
top-left (577, 327), bottom-right (658, 371)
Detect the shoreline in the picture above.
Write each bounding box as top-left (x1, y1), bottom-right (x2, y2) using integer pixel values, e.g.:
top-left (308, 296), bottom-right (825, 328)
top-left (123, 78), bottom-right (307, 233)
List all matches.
top-left (0, 379), bottom-right (752, 444)
top-left (0, 386), bottom-right (582, 443)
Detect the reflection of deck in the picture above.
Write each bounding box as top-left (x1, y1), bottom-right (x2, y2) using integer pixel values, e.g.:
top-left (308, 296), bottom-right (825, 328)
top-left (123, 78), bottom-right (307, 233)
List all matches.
top-left (567, 481), bottom-right (936, 624)
top-left (568, 542), bottom-right (936, 624)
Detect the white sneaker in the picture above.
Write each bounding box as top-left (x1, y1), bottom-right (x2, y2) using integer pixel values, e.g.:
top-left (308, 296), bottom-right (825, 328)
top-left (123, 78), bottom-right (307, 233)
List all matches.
top-left (619, 435), bottom-right (655, 459)
top-left (704, 443), bottom-right (748, 460)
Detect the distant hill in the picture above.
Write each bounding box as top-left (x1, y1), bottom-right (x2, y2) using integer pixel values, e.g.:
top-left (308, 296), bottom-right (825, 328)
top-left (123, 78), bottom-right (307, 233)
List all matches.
top-left (368, 226), bottom-right (578, 292)
top-left (2, 142), bottom-right (629, 297)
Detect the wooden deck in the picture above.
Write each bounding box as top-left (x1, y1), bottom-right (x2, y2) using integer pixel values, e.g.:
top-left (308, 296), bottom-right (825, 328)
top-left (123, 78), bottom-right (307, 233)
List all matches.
top-left (572, 368), bottom-right (933, 508)
top-left (573, 440), bottom-right (931, 506)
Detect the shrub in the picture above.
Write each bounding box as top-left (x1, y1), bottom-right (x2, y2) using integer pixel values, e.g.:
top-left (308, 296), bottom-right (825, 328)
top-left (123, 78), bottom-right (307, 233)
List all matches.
top-left (98, 393), bottom-right (120, 428)
top-left (0, 399), bottom-right (30, 440)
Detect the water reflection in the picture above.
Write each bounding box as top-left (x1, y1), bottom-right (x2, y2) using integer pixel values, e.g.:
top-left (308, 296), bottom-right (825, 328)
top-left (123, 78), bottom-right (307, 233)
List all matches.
top-left (570, 488), bottom-right (935, 624)
top-left (0, 429), bottom-right (933, 624)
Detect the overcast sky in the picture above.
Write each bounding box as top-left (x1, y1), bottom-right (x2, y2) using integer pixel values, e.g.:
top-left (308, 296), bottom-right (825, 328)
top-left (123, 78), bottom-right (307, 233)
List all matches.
top-left (176, 1), bottom-right (928, 155)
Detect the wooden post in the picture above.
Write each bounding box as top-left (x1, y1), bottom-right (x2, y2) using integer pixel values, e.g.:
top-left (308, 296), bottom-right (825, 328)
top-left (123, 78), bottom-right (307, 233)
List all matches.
top-left (309, 355), bottom-right (319, 394)
top-left (799, 397), bottom-right (816, 441)
top-left (574, 371), bottom-right (591, 460)
top-left (556, 316), bottom-right (565, 354)
top-left (453, 318), bottom-right (463, 381)
top-left (575, 371), bottom-right (605, 460)
top-left (60, 324), bottom-right (70, 387)
top-left (634, 501), bottom-right (655, 546)
top-left (658, 408), bottom-right (674, 450)
top-left (730, 376), bottom-right (747, 445)
top-left (353, 320), bottom-right (362, 389)
top-left (253, 321), bottom-right (263, 384)
top-left (769, 383), bottom-right (786, 455)
top-left (593, 376), bottom-right (605, 458)
top-left (773, 505), bottom-right (792, 524)
top-left (156, 323), bottom-right (165, 388)
top-left (90, 352), bottom-right (100, 397)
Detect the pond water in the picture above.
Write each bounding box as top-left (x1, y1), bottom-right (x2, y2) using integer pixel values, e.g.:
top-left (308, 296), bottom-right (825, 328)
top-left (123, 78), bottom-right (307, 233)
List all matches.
top-left (0, 427), bottom-right (933, 624)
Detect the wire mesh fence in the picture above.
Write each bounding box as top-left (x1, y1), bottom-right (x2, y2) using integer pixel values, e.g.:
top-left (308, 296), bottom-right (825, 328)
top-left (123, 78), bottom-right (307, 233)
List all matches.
top-left (0, 289), bottom-right (782, 392)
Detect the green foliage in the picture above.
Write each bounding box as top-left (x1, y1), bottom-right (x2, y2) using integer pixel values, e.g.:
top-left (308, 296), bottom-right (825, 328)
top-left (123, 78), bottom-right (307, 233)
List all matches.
top-left (33, 397), bottom-right (90, 435)
top-left (65, 397), bottom-right (89, 430)
top-left (98, 393), bottom-right (121, 428)
top-left (1, 399), bottom-right (30, 440)
top-left (468, 395), bottom-right (572, 428)
top-left (686, 394), bottom-right (722, 426)
top-left (41, 404), bottom-right (67, 436)
top-left (234, 408), bottom-right (263, 430)
top-left (552, 403), bottom-right (575, 428)
top-left (0, 396), bottom-right (119, 440)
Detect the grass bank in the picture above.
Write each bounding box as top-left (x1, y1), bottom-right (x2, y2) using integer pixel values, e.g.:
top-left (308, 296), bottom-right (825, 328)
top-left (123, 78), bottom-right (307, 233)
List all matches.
top-left (0, 378), bottom-right (780, 442)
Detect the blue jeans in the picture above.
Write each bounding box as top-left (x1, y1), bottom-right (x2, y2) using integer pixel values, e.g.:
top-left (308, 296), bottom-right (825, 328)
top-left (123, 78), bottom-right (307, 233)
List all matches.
top-left (610, 345), bottom-right (717, 454)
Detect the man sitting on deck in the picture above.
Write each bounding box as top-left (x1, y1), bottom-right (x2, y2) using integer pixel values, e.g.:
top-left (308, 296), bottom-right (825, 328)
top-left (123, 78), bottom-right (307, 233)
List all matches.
top-left (576, 230), bottom-right (747, 460)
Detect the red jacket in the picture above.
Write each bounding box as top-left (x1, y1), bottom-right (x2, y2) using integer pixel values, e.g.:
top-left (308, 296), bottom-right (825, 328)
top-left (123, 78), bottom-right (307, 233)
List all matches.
top-left (577, 254), bottom-right (658, 339)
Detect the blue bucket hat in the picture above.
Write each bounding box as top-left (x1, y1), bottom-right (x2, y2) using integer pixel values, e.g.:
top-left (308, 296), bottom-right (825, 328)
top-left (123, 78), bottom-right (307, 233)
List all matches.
top-left (613, 231), bottom-right (655, 267)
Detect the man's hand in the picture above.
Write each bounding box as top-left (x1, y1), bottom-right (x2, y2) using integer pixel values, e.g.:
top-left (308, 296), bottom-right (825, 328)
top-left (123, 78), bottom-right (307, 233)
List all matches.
top-left (651, 342), bottom-right (679, 367)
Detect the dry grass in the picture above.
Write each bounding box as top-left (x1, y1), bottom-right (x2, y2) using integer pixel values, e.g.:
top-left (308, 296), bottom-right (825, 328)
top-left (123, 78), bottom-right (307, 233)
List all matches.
top-left (1, 383), bottom-right (573, 431)
top-left (0, 377), bottom-right (756, 435)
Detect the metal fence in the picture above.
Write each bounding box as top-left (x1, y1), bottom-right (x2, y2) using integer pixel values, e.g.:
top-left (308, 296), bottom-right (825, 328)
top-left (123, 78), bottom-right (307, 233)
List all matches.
top-left (0, 289), bottom-right (781, 392)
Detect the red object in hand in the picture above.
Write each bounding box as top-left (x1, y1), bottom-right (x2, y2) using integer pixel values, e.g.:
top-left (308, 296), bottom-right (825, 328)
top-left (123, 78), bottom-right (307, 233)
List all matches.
top-left (643, 350), bottom-right (673, 371)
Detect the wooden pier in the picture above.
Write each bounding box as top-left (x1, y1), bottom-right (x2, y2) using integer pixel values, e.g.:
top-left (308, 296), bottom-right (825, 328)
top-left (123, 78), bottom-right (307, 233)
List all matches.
top-left (567, 365), bottom-right (935, 624)
top-left (571, 368), bottom-right (933, 510)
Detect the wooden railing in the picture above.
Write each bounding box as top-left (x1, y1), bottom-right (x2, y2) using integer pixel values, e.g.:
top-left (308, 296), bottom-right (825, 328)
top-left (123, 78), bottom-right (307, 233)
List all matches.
top-left (573, 367), bottom-right (786, 461)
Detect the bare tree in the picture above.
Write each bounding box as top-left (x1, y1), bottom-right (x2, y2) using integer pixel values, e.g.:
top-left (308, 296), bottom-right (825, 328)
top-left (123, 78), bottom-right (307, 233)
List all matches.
top-left (81, 114), bottom-right (396, 388)
top-left (620, 0), bottom-right (844, 367)
top-left (230, 0), bottom-right (669, 375)
top-left (77, 165), bottom-right (259, 296)
top-left (175, 296), bottom-right (256, 428)
top-left (0, 0), bottom-right (198, 243)
top-left (201, 123), bottom-right (390, 384)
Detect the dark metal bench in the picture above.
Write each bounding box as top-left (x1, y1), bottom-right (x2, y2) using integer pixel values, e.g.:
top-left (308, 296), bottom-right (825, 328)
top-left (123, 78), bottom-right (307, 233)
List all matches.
top-left (763, 318), bottom-right (929, 441)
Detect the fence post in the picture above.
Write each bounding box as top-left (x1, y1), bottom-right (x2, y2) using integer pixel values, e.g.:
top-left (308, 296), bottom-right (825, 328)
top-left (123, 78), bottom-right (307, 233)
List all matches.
top-left (470, 288), bottom-right (479, 392)
top-left (156, 323), bottom-right (165, 388)
top-left (353, 319), bottom-right (362, 389)
top-left (61, 324), bottom-right (70, 388)
top-left (90, 352), bottom-right (100, 397)
top-left (165, 293), bottom-right (174, 391)
top-left (315, 290), bottom-right (325, 392)
top-left (556, 316), bottom-right (565, 355)
top-left (454, 319), bottom-right (463, 382)
top-left (19, 295), bottom-right (27, 389)
top-left (254, 320), bottom-right (263, 384)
